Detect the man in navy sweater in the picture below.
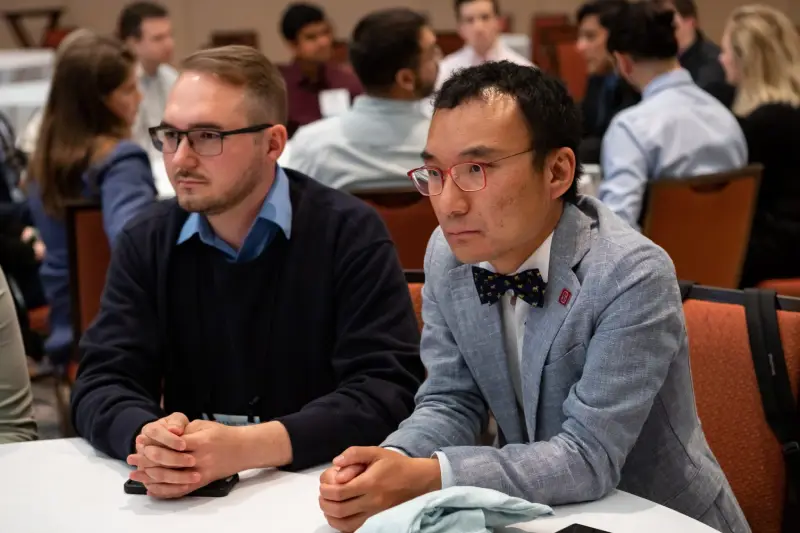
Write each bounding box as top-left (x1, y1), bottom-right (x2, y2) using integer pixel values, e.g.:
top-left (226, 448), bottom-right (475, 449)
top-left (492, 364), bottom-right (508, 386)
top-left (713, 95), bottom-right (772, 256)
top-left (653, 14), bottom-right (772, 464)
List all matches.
top-left (70, 44), bottom-right (424, 499)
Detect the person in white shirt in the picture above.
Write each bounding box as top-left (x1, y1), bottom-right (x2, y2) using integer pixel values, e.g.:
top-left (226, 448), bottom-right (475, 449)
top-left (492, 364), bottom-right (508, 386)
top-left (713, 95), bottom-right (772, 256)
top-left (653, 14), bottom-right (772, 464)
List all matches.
top-left (436, 0), bottom-right (533, 90)
top-left (285, 8), bottom-right (440, 191)
top-left (118, 2), bottom-right (178, 162)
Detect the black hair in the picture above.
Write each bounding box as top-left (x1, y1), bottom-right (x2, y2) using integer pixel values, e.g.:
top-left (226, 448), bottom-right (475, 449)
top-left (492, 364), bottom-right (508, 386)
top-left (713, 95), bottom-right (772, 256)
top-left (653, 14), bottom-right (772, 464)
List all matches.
top-left (118, 1), bottom-right (168, 40)
top-left (349, 9), bottom-right (427, 93)
top-left (576, 0), bottom-right (627, 28)
top-left (606, 1), bottom-right (678, 60)
top-left (454, 0), bottom-right (500, 18)
top-left (435, 61), bottom-right (582, 203)
top-left (280, 3), bottom-right (326, 42)
top-left (650, 0), bottom-right (697, 19)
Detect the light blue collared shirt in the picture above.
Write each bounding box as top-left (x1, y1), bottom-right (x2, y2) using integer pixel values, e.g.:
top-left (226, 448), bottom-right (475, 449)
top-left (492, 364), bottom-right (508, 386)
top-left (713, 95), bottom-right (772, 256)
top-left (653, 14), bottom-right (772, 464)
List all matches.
top-left (285, 95), bottom-right (430, 191)
top-left (177, 166), bottom-right (292, 262)
top-left (598, 68), bottom-right (747, 227)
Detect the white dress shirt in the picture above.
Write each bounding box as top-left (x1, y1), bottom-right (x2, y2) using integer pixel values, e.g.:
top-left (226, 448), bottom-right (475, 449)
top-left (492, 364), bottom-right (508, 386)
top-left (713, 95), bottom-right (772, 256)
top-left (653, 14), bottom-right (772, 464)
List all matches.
top-left (478, 233), bottom-right (552, 408)
top-left (388, 233), bottom-right (553, 490)
top-left (132, 63), bottom-right (178, 162)
top-left (435, 40), bottom-right (534, 90)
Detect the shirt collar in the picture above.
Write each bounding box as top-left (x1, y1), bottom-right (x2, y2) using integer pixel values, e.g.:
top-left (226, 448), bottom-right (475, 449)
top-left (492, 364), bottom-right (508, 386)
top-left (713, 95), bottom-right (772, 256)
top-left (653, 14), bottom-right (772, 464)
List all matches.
top-left (136, 62), bottom-right (162, 83)
top-left (177, 165), bottom-right (293, 245)
top-left (641, 68), bottom-right (694, 100)
top-left (478, 232), bottom-right (553, 283)
top-left (465, 40), bottom-right (506, 64)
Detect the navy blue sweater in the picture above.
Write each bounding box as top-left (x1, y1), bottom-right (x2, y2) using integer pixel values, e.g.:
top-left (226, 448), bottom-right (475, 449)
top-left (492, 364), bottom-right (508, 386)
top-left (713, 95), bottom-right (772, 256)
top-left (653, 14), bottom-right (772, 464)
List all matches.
top-left (71, 169), bottom-right (424, 469)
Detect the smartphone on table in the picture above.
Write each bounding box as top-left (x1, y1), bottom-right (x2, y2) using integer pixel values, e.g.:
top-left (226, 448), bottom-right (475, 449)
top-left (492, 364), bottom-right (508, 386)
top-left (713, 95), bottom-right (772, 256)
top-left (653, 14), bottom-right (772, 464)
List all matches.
top-left (124, 473), bottom-right (239, 497)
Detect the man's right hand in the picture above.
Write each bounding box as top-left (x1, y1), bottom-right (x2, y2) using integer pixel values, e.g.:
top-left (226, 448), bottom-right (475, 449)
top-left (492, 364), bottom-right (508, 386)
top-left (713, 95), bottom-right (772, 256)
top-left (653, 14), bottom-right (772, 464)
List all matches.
top-left (127, 412), bottom-right (192, 471)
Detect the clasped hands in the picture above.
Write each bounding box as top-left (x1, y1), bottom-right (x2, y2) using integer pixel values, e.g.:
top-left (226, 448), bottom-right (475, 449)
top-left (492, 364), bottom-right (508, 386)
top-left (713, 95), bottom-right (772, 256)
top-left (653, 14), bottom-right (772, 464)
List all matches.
top-left (318, 447), bottom-right (442, 533)
top-left (127, 414), bottom-right (443, 531)
top-left (127, 412), bottom-right (245, 499)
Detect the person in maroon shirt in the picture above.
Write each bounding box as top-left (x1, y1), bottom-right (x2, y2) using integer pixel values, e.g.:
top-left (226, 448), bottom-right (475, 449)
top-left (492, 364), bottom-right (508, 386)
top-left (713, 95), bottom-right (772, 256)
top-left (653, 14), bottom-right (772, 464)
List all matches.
top-left (278, 3), bottom-right (363, 137)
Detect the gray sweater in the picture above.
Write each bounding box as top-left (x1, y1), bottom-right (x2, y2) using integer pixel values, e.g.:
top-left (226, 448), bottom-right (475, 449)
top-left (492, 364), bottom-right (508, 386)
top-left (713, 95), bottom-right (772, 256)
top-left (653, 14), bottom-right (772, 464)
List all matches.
top-left (0, 270), bottom-right (37, 443)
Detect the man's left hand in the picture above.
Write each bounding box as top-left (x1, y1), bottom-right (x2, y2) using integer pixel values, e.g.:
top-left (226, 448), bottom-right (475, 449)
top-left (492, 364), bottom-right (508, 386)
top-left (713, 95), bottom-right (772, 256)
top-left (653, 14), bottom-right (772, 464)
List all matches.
top-left (129, 420), bottom-right (246, 499)
top-left (319, 447), bottom-right (441, 533)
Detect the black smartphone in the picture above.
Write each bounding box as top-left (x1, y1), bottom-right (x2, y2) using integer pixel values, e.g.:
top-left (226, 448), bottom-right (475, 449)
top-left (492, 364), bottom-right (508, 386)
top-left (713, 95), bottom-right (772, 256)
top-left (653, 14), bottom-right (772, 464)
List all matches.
top-left (555, 525), bottom-right (612, 533)
top-left (124, 473), bottom-right (239, 497)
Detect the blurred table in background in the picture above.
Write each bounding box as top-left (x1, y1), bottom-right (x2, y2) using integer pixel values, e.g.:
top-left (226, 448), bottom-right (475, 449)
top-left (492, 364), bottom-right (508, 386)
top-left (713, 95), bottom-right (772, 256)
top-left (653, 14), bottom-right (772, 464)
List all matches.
top-left (0, 49), bottom-right (54, 84)
top-left (0, 78), bottom-right (49, 134)
top-left (150, 155), bottom-right (174, 199)
top-left (578, 163), bottom-right (602, 197)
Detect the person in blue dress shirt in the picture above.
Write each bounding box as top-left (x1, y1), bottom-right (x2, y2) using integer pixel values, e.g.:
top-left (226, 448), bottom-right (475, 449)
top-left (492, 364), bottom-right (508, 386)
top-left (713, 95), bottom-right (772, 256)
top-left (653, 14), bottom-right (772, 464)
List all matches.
top-left (598, 1), bottom-right (746, 228)
top-left (286, 8), bottom-right (440, 191)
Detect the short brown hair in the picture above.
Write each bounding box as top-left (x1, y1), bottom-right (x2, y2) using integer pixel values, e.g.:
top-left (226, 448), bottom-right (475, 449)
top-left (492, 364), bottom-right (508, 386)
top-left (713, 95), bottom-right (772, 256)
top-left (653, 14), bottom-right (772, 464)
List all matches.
top-left (180, 45), bottom-right (288, 125)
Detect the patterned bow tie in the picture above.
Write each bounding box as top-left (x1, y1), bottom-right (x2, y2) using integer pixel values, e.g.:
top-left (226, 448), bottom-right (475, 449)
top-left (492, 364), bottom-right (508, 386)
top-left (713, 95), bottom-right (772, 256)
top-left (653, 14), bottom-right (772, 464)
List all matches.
top-left (472, 266), bottom-right (546, 307)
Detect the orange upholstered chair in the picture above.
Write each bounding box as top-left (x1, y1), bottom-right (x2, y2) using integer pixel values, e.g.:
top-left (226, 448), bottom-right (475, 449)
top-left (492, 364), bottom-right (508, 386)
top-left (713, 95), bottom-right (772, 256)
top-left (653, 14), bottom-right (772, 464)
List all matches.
top-left (408, 283), bottom-right (423, 333)
top-left (405, 270), bottom-right (424, 333)
top-left (65, 200), bottom-right (111, 370)
top-left (27, 305), bottom-right (49, 334)
top-left (642, 165), bottom-right (763, 288)
top-left (759, 279), bottom-right (800, 298)
top-left (355, 191), bottom-right (438, 270)
top-left (683, 290), bottom-right (800, 533)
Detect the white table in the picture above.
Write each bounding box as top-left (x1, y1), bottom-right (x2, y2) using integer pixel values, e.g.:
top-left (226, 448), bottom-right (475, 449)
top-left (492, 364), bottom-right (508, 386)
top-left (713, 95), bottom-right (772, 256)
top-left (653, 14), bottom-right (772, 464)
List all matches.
top-left (0, 439), bottom-right (716, 533)
top-left (578, 164), bottom-right (602, 197)
top-left (0, 78), bottom-right (49, 134)
top-left (149, 155), bottom-right (175, 199)
top-left (0, 49), bottom-right (55, 84)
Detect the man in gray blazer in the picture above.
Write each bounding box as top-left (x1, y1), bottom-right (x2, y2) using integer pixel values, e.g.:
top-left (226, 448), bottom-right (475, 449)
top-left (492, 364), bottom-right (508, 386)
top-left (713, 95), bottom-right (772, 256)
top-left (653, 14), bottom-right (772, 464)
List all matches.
top-left (318, 61), bottom-right (749, 533)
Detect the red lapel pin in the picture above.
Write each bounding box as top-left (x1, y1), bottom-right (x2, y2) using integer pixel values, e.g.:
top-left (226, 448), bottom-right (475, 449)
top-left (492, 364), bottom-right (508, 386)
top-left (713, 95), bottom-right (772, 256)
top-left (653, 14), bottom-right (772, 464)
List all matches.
top-left (559, 289), bottom-right (572, 306)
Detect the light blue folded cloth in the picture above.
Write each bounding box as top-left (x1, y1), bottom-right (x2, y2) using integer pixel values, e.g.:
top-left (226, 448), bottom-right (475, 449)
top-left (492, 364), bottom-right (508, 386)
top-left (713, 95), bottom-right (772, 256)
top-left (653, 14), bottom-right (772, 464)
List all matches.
top-left (357, 486), bottom-right (553, 533)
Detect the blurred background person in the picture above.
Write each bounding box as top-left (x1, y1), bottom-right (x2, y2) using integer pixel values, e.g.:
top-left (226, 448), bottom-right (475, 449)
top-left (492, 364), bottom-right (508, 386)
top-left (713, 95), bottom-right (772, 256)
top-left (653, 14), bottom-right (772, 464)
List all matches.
top-left (16, 29), bottom-right (95, 158)
top-left (118, 1), bottom-right (177, 162)
top-left (576, 0), bottom-right (640, 164)
top-left (598, 0), bottom-right (746, 228)
top-left (719, 4), bottom-right (800, 288)
top-left (0, 269), bottom-right (37, 444)
top-left (436, 0), bottom-right (533, 90)
top-left (287, 8), bottom-right (439, 190)
top-left (278, 2), bottom-right (363, 138)
top-left (651, 0), bottom-right (735, 107)
top-left (25, 32), bottom-right (157, 371)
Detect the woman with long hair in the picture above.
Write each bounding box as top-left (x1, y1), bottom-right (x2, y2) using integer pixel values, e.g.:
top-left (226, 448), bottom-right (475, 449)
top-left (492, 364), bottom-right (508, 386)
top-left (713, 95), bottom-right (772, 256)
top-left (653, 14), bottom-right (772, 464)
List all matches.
top-left (26, 31), bottom-right (157, 367)
top-left (719, 5), bottom-right (800, 287)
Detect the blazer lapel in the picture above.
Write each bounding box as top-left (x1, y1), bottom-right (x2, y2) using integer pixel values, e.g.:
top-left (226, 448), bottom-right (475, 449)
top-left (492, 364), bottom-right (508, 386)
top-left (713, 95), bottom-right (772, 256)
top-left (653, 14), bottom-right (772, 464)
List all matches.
top-left (520, 203), bottom-right (593, 440)
top-left (448, 264), bottom-right (525, 444)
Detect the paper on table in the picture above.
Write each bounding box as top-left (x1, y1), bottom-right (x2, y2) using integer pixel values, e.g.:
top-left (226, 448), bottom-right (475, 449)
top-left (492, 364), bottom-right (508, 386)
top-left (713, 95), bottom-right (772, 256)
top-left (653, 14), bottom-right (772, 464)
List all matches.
top-left (318, 88), bottom-right (351, 118)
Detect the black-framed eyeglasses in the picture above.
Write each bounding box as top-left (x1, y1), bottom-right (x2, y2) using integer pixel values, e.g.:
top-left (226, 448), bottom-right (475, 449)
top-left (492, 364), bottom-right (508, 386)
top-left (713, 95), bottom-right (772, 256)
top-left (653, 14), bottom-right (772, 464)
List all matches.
top-left (406, 149), bottom-right (533, 196)
top-left (148, 123), bottom-right (273, 157)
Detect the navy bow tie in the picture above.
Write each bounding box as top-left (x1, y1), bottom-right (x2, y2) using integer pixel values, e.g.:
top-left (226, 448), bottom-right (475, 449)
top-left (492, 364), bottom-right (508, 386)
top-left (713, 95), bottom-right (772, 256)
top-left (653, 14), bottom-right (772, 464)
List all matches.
top-left (472, 266), bottom-right (546, 307)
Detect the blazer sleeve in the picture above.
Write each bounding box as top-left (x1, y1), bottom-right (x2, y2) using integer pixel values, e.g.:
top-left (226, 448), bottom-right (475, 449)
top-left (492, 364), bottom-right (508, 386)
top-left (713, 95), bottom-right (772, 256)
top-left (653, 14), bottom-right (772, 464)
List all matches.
top-left (0, 270), bottom-right (37, 443)
top-left (100, 154), bottom-right (157, 245)
top-left (275, 211), bottom-right (425, 471)
top-left (437, 245), bottom-right (684, 505)
top-left (70, 229), bottom-right (164, 460)
top-left (381, 230), bottom-right (490, 457)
